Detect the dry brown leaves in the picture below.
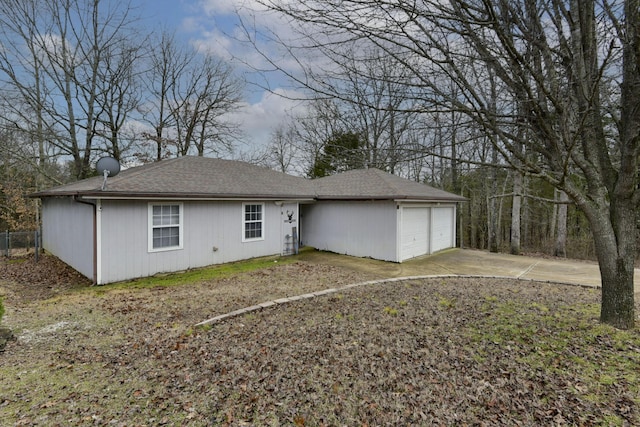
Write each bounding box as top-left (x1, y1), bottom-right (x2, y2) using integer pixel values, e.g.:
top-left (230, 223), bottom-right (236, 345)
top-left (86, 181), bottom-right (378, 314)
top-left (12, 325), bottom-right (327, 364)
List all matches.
top-left (1, 256), bottom-right (639, 426)
top-left (0, 254), bottom-right (91, 305)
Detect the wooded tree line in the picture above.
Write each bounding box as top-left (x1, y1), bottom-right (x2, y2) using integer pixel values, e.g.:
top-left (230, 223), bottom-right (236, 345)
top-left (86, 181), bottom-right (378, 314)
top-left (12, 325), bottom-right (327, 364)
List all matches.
top-left (255, 95), bottom-right (596, 260)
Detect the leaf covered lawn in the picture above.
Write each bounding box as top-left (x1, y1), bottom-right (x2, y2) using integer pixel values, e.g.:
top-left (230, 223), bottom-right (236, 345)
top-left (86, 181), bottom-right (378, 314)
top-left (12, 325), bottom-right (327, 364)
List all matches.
top-left (0, 255), bottom-right (639, 426)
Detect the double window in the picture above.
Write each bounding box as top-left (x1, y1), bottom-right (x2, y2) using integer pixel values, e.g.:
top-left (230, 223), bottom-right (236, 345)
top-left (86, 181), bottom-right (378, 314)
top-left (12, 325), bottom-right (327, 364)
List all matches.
top-left (243, 203), bottom-right (264, 241)
top-left (148, 203), bottom-right (183, 251)
top-left (147, 202), bottom-right (262, 250)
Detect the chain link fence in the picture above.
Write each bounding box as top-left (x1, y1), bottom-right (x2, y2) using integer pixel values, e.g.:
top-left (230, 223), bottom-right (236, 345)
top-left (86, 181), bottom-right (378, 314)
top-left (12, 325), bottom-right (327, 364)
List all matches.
top-left (1, 230), bottom-right (41, 260)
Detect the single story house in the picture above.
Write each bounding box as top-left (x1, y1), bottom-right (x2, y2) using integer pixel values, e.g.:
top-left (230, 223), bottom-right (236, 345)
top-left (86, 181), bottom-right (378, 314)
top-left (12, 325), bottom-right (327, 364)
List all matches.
top-left (32, 156), bottom-right (466, 284)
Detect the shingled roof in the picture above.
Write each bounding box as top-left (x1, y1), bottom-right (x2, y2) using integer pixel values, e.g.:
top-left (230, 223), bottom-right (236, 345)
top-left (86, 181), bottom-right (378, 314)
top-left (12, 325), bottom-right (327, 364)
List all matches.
top-left (32, 156), bottom-right (465, 202)
top-left (32, 156), bottom-right (315, 200)
top-left (313, 168), bottom-right (467, 201)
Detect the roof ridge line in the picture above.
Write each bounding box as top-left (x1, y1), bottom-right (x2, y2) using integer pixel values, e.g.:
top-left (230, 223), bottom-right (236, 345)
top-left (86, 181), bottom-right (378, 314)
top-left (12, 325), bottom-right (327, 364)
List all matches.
top-left (373, 168), bottom-right (407, 193)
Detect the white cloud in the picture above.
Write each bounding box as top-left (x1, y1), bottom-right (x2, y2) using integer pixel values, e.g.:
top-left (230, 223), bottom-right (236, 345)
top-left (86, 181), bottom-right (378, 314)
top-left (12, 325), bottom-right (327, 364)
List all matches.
top-left (189, 0), bottom-right (305, 73)
top-left (172, 1), bottom-right (316, 156)
top-left (198, 0), bottom-right (272, 16)
top-left (229, 88), bottom-right (307, 150)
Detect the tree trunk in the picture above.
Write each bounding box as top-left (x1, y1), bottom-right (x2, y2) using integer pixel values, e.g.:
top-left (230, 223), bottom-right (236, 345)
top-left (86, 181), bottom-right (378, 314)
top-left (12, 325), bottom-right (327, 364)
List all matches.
top-left (586, 200), bottom-right (636, 329)
top-left (588, 0), bottom-right (638, 329)
top-left (156, 129), bottom-right (163, 161)
top-left (488, 195), bottom-right (499, 252)
top-left (550, 189), bottom-right (558, 241)
top-left (487, 67), bottom-right (499, 253)
top-left (488, 162), bottom-right (499, 252)
top-left (469, 195), bottom-right (477, 249)
top-left (554, 190), bottom-right (568, 257)
top-left (510, 170), bottom-right (522, 255)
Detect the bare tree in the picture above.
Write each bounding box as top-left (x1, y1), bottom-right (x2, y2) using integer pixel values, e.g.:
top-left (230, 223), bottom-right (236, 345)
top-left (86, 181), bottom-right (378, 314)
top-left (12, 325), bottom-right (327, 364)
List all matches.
top-left (141, 32), bottom-right (243, 161)
top-left (0, 0), bottom-right (143, 179)
top-left (330, 50), bottom-right (417, 172)
top-left (139, 31), bottom-right (191, 161)
top-left (0, 0), bottom-right (63, 178)
top-left (262, 123), bottom-right (301, 174)
top-left (171, 55), bottom-right (243, 157)
top-left (289, 99), bottom-right (345, 177)
top-left (255, 0), bottom-right (640, 328)
top-left (94, 39), bottom-right (146, 163)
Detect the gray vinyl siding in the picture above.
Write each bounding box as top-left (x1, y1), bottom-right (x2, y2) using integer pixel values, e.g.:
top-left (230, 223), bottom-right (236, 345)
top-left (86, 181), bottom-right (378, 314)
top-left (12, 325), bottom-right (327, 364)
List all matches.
top-left (98, 200), bottom-right (286, 284)
top-left (301, 200), bottom-right (398, 262)
top-left (41, 197), bottom-right (95, 280)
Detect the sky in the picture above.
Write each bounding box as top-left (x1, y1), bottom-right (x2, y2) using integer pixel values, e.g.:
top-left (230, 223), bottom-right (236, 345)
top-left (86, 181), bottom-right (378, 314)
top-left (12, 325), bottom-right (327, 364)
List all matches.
top-left (136, 0), bottom-right (307, 155)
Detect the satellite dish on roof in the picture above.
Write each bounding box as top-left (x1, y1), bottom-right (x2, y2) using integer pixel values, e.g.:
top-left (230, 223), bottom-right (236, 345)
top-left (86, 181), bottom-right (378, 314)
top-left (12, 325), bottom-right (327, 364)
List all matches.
top-left (96, 156), bottom-right (120, 191)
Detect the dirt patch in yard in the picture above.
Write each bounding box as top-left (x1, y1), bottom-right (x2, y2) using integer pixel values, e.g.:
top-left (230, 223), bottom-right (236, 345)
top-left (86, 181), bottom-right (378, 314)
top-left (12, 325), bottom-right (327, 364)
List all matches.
top-left (1, 253), bottom-right (639, 426)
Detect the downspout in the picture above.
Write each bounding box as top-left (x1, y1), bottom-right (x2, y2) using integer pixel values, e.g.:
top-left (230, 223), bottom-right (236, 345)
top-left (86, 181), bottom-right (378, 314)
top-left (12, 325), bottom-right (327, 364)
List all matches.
top-left (396, 202), bottom-right (402, 262)
top-left (73, 195), bottom-right (98, 285)
top-left (95, 199), bottom-right (102, 285)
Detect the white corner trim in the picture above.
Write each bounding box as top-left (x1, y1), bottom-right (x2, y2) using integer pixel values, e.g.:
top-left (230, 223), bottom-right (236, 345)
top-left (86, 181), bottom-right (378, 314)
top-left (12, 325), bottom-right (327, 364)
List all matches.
top-left (96, 199), bottom-right (102, 285)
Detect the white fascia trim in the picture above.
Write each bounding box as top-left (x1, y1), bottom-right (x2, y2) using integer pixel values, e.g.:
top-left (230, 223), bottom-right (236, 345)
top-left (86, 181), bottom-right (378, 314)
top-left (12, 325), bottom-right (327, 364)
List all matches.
top-left (82, 196), bottom-right (316, 202)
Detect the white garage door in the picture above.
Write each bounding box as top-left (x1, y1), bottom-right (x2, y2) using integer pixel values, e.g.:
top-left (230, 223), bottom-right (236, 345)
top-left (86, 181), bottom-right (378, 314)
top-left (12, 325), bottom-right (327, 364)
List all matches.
top-left (401, 207), bottom-right (429, 261)
top-left (431, 207), bottom-right (455, 253)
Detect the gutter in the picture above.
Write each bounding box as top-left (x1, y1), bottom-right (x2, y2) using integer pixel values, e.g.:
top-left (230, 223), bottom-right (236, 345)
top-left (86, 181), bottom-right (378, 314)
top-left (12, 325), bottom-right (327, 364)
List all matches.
top-left (75, 192), bottom-right (317, 201)
top-left (311, 196), bottom-right (469, 202)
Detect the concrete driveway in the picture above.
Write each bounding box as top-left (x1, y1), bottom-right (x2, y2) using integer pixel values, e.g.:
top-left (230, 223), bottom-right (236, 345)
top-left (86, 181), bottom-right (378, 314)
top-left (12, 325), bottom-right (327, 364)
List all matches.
top-left (298, 248), bottom-right (640, 293)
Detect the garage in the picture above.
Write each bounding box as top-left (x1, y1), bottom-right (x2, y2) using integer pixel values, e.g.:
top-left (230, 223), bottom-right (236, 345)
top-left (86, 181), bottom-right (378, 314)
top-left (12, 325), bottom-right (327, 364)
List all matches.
top-left (306, 168), bottom-right (466, 263)
top-left (431, 207), bottom-right (456, 253)
top-left (400, 206), bottom-right (430, 260)
top-left (399, 205), bottom-right (457, 261)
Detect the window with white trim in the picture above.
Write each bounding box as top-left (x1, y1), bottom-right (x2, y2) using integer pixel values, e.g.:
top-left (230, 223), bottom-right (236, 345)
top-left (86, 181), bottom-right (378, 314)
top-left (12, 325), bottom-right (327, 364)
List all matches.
top-left (243, 203), bottom-right (264, 241)
top-left (148, 203), bottom-right (183, 251)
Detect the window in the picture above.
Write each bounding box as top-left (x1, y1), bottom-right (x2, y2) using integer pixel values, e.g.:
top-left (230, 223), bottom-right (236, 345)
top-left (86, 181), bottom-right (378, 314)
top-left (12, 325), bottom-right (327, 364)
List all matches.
top-left (243, 203), bottom-right (264, 241)
top-left (148, 203), bottom-right (183, 251)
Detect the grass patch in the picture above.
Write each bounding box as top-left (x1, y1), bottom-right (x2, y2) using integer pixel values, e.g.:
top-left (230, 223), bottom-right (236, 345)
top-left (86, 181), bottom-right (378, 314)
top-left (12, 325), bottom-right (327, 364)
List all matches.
top-left (383, 306), bottom-right (399, 316)
top-left (437, 294), bottom-right (456, 309)
top-left (467, 297), bottom-right (640, 409)
top-left (86, 255), bottom-right (296, 293)
top-left (0, 361), bottom-right (192, 425)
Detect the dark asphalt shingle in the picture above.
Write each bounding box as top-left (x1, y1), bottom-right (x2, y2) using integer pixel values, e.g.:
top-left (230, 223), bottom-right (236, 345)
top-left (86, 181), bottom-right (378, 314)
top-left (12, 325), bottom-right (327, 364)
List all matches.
top-left (32, 156), bottom-right (465, 202)
top-left (313, 168), bottom-right (467, 201)
top-left (32, 157), bottom-right (314, 199)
